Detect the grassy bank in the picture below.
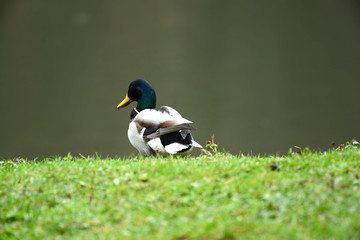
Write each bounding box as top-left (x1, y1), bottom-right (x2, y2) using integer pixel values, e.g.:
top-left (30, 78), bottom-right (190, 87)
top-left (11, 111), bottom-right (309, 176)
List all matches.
top-left (1, 145), bottom-right (360, 239)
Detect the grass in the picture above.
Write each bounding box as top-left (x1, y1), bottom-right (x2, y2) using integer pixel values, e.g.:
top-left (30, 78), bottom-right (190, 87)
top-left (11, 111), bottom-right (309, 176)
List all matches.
top-left (1, 142), bottom-right (360, 240)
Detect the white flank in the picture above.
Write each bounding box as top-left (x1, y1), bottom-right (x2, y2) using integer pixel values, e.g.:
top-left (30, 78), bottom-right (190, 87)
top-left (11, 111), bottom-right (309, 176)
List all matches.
top-left (147, 138), bottom-right (167, 155)
top-left (164, 143), bottom-right (189, 154)
top-left (127, 123), bottom-right (150, 155)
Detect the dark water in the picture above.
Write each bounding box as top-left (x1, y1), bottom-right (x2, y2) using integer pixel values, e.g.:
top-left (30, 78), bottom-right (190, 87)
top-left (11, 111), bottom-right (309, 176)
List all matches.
top-left (1, 1), bottom-right (360, 158)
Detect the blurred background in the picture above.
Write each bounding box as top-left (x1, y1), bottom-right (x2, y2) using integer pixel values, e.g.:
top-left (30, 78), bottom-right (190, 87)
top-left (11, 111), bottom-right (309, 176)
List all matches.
top-left (1, 1), bottom-right (359, 158)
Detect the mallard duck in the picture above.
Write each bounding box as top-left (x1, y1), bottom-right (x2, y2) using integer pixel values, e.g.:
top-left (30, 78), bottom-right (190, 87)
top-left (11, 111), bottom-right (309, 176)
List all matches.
top-left (117, 79), bottom-right (202, 156)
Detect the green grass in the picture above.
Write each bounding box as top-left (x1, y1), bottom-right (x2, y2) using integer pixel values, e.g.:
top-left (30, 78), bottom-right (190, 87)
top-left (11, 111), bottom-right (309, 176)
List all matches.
top-left (1, 145), bottom-right (360, 240)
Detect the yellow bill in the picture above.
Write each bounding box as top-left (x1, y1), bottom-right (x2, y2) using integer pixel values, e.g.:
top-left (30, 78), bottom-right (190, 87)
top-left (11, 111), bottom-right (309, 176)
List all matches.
top-left (117, 94), bottom-right (133, 109)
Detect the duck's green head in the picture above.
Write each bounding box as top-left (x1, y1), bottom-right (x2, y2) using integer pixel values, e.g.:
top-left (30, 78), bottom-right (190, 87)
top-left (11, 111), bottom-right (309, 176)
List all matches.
top-left (117, 79), bottom-right (156, 112)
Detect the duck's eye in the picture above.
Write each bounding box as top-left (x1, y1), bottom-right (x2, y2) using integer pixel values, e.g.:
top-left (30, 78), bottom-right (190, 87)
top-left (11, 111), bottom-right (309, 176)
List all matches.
top-left (128, 86), bottom-right (141, 100)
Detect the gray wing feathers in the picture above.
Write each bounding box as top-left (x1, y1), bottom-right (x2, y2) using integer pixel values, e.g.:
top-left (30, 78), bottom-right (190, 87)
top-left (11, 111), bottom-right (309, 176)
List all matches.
top-left (146, 123), bottom-right (196, 139)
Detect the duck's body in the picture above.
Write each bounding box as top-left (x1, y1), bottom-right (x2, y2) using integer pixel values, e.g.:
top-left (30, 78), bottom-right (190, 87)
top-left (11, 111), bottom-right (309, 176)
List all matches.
top-left (117, 79), bottom-right (202, 156)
